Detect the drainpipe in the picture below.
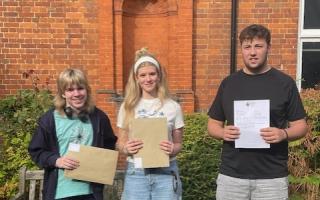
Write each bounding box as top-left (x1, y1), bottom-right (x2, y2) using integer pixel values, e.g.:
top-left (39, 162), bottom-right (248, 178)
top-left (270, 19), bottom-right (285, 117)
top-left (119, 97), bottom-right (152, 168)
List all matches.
top-left (230, 0), bottom-right (238, 74)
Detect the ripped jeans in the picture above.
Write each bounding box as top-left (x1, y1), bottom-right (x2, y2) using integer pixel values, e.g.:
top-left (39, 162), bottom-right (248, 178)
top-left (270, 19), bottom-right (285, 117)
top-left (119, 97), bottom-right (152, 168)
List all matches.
top-left (121, 160), bottom-right (182, 200)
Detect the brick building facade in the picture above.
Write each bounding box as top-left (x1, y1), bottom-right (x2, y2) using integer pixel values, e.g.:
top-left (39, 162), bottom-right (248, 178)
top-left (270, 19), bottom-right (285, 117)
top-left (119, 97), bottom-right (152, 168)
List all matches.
top-left (1, 0), bottom-right (302, 167)
top-left (0, 0), bottom-right (301, 113)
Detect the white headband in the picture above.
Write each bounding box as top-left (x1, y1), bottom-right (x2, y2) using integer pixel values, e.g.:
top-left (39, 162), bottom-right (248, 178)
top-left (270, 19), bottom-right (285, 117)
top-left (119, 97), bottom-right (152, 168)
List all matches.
top-left (134, 56), bottom-right (160, 74)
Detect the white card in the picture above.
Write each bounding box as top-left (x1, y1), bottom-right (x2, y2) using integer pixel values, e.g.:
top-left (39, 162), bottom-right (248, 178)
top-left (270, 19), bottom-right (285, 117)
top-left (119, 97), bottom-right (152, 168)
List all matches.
top-left (134, 157), bottom-right (143, 168)
top-left (68, 143), bottom-right (80, 152)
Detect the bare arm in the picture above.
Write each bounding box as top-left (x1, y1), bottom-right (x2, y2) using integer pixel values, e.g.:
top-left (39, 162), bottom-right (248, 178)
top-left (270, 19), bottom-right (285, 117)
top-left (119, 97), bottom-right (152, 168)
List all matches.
top-left (116, 128), bottom-right (143, 155)
top-left (287, 118), bottom-right (308, 141)
top-left (261, 118), bottom-right (308, 143)
top-left (207, 118), bottom-right (240, 141)
top-left (160, 127), bottom-right (183, 157)
top-left (171, 127), bottom-right (183, 156)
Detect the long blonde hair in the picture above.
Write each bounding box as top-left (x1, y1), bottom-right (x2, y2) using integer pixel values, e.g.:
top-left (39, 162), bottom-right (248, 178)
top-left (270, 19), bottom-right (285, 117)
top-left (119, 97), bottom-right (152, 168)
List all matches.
top-left (54, 68), bottom-right (95, 115)
top-left (122, 48), bottom-right (170, 129)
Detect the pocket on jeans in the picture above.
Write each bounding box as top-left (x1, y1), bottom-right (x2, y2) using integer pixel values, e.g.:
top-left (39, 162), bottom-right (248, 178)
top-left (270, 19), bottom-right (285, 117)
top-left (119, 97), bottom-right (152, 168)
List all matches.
top-left (126, 163), bottom-right (146, 176)
top-left (126, 168), bottom-right (135, 175)
top-left (125, 163), bottom-right (136, 175)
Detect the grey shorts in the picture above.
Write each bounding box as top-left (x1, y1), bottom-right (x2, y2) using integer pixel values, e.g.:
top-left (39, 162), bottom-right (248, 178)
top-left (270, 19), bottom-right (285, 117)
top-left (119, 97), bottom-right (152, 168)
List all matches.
top-left (216, 173), bottom-right (288, 200)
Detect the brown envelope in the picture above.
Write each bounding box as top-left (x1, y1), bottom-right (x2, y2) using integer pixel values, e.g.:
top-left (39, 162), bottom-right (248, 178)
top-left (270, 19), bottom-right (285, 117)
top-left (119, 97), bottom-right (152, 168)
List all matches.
top-left (131, 118), bottom-right (169, 168)
top-left (64, 144), bottom-right (119, 185)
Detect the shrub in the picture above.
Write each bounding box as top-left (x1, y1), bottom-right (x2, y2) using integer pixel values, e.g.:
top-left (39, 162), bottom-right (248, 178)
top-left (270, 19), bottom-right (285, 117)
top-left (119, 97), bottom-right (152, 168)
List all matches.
top-left (0, 87), bottom-right (318, 199)
top-left (288, 89), bottom-right (320, 200)
top-left (178, 113), bottom-right (222, 200)
top-left (0, 89), bottom-right (53, 199)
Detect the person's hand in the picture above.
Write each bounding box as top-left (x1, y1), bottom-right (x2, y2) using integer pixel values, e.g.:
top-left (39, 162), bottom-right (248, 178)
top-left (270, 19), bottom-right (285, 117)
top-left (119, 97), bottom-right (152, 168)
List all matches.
top-left (124, 139), bottom-right (143, 155)
top-left (222, 125), bottom-right (240, 141)
top-left (160, 140), bottom-right (174, 155)
top-left (260, 127), bottom-right (287, 143)
top-left (55, 156), bottom-right (79, 170)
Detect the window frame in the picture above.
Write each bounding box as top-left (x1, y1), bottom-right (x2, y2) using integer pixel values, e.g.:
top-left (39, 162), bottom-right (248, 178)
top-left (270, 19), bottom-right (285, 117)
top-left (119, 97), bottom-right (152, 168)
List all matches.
top-left (297, 0), bottom-right (320, 89)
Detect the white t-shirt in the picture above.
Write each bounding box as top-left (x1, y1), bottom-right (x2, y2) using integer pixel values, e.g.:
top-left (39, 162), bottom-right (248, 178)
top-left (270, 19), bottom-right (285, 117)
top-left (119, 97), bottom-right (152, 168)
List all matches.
top-left (117, 98), bottom-right (184, 141)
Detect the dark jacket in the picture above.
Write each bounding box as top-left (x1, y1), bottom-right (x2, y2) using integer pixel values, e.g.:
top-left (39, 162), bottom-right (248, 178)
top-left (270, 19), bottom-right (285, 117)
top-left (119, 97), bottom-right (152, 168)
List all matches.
top-left (28, 107), bottom-right (117, 200)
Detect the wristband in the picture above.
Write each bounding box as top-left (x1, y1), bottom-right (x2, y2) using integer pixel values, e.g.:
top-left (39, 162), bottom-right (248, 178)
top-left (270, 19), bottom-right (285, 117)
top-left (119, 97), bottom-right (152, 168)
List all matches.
top-left (282, 129), bottom-right (289, 141)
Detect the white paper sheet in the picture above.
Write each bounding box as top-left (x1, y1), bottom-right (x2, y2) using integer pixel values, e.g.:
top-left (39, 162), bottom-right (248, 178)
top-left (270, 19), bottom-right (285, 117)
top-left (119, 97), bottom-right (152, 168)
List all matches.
top-left (134, 157), bottom-right (143, 168)
top-left (234, 100), bottom-right (270, 148)
top-left (68, 143), bottom-right (80, 152)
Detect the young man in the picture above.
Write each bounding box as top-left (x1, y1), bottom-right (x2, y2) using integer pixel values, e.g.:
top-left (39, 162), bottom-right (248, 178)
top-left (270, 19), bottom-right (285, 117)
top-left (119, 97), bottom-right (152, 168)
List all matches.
top-left (28, 68), bottom-right (117, 200)
top-left (207, 24), bottom-right (308, 200)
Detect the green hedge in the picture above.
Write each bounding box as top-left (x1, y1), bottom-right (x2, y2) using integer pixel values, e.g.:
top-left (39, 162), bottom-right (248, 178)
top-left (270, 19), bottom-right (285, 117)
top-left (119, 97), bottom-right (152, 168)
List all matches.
top-left (0, 90), bottom-right (222, 199)
top-left (288, 89), bottom-right (320, 199)
top-left (178, 113), bottom-right (222, 200)
top-left (1, 88), bottom-right (319, 199)
top-left (0, 89), bottom-right (53, 198)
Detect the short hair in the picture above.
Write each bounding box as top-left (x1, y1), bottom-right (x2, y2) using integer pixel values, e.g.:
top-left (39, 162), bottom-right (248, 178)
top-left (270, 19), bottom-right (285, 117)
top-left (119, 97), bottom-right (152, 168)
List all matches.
top-left (54, 68), bottom-right (94, 115)
top-left (239, 24), bottom-right (271, 45)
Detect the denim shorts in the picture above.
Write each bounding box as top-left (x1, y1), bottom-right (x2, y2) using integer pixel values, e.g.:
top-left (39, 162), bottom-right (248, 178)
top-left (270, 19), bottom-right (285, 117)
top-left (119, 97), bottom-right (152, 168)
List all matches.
top-left (121, 160), bottom-right (182, 200)
top-left (216, 173), bottom-right (288, 200)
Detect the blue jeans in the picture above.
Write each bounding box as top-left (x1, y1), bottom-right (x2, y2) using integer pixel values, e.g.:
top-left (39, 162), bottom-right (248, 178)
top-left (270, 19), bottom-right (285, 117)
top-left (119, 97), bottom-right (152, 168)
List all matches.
top-left (121, 160), bottom-right (182, 200)
top-left (216, 174), bottom-right (288, 200)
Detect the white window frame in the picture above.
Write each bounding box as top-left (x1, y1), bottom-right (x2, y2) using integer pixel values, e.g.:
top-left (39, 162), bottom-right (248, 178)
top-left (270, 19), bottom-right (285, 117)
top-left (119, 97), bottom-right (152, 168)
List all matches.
top-left (297, 0), bottom-right (320, 89)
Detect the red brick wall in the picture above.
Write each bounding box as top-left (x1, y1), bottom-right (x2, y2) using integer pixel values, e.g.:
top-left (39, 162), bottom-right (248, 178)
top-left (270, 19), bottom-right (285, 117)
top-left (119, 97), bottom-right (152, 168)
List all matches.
top-left (193, 0), bottom-right (299, 111)
top-left (0, 0), bottom-right (300, 167)
top-left (117, 0), bottom-right (194, 113)
top-left (1, 0), bottom-right (101, 95)
top-left (0, 0), bottom-right (300, 112)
